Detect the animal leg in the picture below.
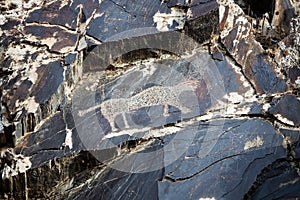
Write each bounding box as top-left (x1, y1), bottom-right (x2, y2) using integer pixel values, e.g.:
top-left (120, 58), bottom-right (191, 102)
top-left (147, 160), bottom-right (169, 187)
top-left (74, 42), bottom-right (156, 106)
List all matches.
top-left (163, 104), bottom-right (169, 116)
top-left (122, 112), bottom-right (130, 129)
top-left (107, 115), bottom-right (118, 132)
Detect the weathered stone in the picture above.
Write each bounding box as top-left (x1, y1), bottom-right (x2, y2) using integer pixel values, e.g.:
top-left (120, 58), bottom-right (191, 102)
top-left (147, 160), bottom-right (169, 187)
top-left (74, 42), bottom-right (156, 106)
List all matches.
top-left (3, 79), bottom-right (32, 112)
top-left (24, 25), bottom-right (78, 54)
top-left (234, 0), bottom-right (276, 19)
top-left (25, 0), bottom-right (81, 30)
top-left (86, 0), bottom-right (170, 41)
top-left (24, 151), bottom-right (100, 199)
top-left (0, 19), bottom-right (19, 32)
top-left (1, 0), bottom-right (300, 199)
top-left (188, 0), bottom-right (218, 19)
top-left (15, 112), bottom-right (66, 156)
top-left (288, 66), bottom-right (300, 84)
top-left (159, 119), bottom-right (288, 199)
top-left (271, 0), bottom-right (295, 35)
top-left (269, 94), bottom-right (300, 126)
top-left (83, 31), bottom-right (202, 72)
top-left (210, 44), bottom-right (225, 61)
top-left (30, 61), bottom-right (64, 104)
top-left (67, 142), bottom-right (163, 200)
top-left (244, 159), bottom-right (300, 199)
top-left (219, 0), bottom-right (288, 94)
top-left (184, 4), bottom-right (219, 43)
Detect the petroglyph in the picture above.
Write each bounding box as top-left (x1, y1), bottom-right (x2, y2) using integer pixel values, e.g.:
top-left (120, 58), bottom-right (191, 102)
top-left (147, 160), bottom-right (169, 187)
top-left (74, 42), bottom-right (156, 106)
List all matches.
top-left (79, 80), bottom-right (200, 131)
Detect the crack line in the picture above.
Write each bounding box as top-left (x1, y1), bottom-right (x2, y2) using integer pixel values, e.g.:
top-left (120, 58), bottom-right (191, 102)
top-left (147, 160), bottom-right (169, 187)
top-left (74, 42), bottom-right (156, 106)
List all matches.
top-left (163, 153), bottom-right (242, 182)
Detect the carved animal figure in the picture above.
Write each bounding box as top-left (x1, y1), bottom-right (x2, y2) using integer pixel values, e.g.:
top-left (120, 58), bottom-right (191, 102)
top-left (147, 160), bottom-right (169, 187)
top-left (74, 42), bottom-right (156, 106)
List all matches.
top-left (99, 80), bottom-right (199, 131)
top-left (79, 80), bottom-right (200, 132)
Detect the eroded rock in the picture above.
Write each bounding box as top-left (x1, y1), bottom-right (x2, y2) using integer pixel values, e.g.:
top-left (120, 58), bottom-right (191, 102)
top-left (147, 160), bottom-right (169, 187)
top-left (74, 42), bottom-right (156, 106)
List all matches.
top-left (0, 0), bottom-right (300, 199)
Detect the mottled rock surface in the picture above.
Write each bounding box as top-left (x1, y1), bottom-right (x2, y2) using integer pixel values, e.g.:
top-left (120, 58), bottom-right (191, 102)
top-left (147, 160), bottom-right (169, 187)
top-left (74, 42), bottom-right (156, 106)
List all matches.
top-left (1, 0), bottom-right (300, 199)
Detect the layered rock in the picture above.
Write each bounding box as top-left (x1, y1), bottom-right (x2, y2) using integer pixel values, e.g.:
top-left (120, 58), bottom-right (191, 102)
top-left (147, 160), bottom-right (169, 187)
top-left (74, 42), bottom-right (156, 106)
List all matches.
top-left (0, 0), bottom-right (300, 199)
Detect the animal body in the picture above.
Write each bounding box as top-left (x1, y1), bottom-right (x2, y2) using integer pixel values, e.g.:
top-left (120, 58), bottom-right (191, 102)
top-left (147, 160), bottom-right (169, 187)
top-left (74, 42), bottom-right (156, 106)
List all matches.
top-left (99, 80), bottom-right (199, 131)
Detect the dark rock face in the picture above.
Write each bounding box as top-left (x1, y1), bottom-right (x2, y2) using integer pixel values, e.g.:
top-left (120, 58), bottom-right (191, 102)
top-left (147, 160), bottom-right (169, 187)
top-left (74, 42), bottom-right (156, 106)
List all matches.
top-left (24, 25), bottom-right (78, 53)
top-left (269, 94), bottom-right (300, 126)
top-left (30, 61), bottom-right (64, 104)
top-left (220, 3), bottom-right (288, 94)
top-left (1, 0), bottom-right (300, 199)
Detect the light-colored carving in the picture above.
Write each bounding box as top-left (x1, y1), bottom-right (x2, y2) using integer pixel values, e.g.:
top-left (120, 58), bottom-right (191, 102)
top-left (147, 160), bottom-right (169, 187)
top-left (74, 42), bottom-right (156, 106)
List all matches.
top-left (80, 80), bottom-right (199, 132)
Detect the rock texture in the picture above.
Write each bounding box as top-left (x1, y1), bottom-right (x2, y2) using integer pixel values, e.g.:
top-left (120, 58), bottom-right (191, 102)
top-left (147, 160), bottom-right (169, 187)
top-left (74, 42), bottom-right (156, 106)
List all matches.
top-left (0, 0), bottom-right (300, 199)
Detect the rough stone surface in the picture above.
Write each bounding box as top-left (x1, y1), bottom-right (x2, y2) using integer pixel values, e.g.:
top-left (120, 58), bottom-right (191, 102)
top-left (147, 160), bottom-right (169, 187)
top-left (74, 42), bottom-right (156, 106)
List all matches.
top-left (1, 0), bottom-right (300, 199)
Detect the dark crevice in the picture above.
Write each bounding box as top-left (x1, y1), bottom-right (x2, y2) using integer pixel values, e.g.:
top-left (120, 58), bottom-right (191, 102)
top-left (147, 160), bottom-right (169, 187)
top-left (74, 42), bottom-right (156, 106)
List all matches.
top-left (164, 154), bottom-right (242, 182)
top-left (243, 125), bottom-right (300, 199)
top-left (16, 39), bottom-right (63, 55)
top-left (241, 113), bottom-right (275, 123)
top-left (0, 68), bottom-right (13, 77)
top-left (266, 112), bottom-right (299, 128)
top-left (21, 117), bottom-right (25, 137)
top-left (218, 38), bottom-right (258, 95)
top-left (234, 0), bottom-right (276, 21)
top-left (119, 138), bottom-right (150, 150)
top-left (83, 46), bottom-right (178, 72)
top-left (2, 125), bottom-right (15, 148)
top-left (32, 147), bottom-right (63, 154)
top-left (243, 158), bottom-right (296, 199)
top-left (221, 152), bottom-right (274, 198)
top-left (285, 138), bottom-right (300, 176)
top-left (85, 33), bottom-right (103, 44)
top-left (111, 48), bottom-right (177, 66)
top-left (26, 113), bottom-right (36, 133)
top-left (107, 0), bottom-right (137, 18)
top-left (234, 0), bottom-right (295, 49)
top-left (10, 23), bottom-right (67, 55)
top-left (240, 112), bottom-right (299, 128)
top-left (0, 103), bottom-right (16, 148)
top-left (25, 21), bottom-right (77, 33)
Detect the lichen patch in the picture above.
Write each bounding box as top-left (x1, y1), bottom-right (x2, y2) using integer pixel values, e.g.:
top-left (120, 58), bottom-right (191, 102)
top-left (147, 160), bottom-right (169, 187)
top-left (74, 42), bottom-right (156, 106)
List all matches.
top-left (244, 136), bottom-right (264, 150)
top-left (153, 7), bottom-right (186, 31)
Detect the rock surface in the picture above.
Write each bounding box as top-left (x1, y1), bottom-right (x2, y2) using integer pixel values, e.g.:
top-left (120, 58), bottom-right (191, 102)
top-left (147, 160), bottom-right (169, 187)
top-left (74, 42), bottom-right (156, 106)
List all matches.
top-left (0, 0), bottom-right (300, 199)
